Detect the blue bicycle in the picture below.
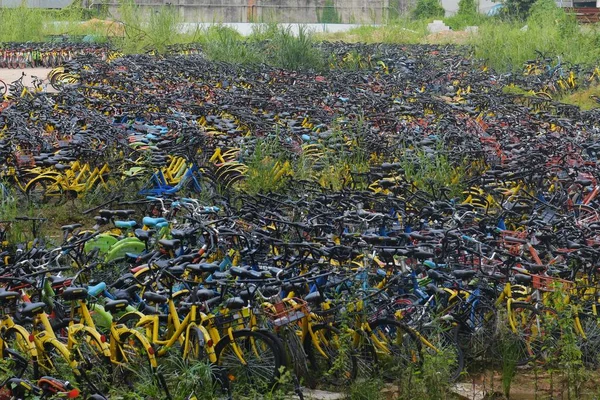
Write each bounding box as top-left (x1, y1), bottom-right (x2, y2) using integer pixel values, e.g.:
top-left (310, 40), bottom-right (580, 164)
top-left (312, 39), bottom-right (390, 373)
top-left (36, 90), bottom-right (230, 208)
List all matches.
top-left (138, 162), bottom-right (204, 196)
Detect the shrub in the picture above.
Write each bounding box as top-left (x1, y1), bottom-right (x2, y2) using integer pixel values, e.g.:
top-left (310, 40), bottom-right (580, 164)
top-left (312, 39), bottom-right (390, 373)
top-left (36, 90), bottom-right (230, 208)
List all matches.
top-left (266, 26), bottom-right (325, 71)
top-left (412, 0), bottom-right (445, 20)
top-left (458, 0), bottom-right (478, 15)
top-left (318, 0), bottom-right (342, 23)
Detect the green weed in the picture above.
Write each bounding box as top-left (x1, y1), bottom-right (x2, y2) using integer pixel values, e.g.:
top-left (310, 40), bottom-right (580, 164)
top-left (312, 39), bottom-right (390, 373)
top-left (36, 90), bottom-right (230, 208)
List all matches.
top-left (318, 0), bottom-right (342, 24)
top-left (265, 25), bottom-right (325, 71)
top-left (0, 5), bottom-right (45, 42)
top-left (472, 0), bottom-right (600, 72)
top-left (348, 378), bottom-right (384, 400)
top-left (560, 84), bottom-right (600, 110)
top-left (315, 19), bottom-right (428, 44)
top-left (199, 25), bottom-right (261, 64)
top-left (400, 144), bottom-right (466, 199)
top-left (412, 0), bottom-right (445, 20)
top-left (116, 0), bottom-right (182, 54)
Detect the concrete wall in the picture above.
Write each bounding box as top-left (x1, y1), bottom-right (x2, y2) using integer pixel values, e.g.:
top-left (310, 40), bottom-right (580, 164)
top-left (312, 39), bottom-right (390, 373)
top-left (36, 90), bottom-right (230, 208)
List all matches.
top-left (0, 0), bottom-right (72, 7)
top-left (87, 0), bottom-right (392, 23)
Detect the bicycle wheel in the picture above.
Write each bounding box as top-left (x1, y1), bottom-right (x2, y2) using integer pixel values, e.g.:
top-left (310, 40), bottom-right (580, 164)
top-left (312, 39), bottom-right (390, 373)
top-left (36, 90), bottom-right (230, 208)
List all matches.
top-left (214, 330), bottom-right (281, 393)
top-left (457, 301), bottom-right (498, 359)
top-left (278, 326), bottom-right (307, 379)
top-left (368, 319), bottom-right (421, 381)
top-left (116, 312), bottom-right (143, 331)
top-left (183, 326), bottom-right (209, 365)
top-left (421, 325), bottom-right (464, 382)
top-left (38, 341), bottom-right (77, 384)
top-left (0, 80), bottom-right (6, 97)
top-left (2, 327), bottom-right (38, 381)
top-left (25, 177), bottom-right (63, 206)
top-left (577, 312), bottom-right (600, 369)
top-left (352, 328), bottom-right (378, 379)
top-left (510, 302), bottom-right (560, 365)
top-left (114, 330), bottom-right (154, 385)
top-left (304, 324), bottom-right (357, 388)
top-left (70, 330), bottom-right (112, 393)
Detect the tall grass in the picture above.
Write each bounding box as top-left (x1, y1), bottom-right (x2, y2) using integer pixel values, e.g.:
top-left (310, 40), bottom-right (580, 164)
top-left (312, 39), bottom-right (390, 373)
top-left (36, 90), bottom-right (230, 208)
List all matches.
top-left (472, 0), bottom-right (600, 71)
top-left (199, 25), bottom-right (262, 64)
top-left (0, 5), bottom-right (45, 42)
top-left (117, 0), bottom-right (183, 53)
top-left (264, 25), bottom-right (325, 70)
top-left (315, 19), bottom-right (429, 44)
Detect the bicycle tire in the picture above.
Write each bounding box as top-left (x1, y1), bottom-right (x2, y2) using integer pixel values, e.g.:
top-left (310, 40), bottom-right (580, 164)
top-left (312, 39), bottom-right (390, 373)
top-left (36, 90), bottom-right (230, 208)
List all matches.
top-left (304, 324), bottom-right (357, 388)
top-left (278, 325), bottom-right (307, 379)
top-left (0, 80), bottom-right (7, 97)
top-left (576, 312), bottom-right (600, 369)
top-left (183, 325), bottom-right (209, 365)
top-left (39, 340), bottom-right (77, 384)
top-left (25, 177), bottom-right (64, 206)
top-left (510, 302), bottom-right (560, 365)
top-left (457, 301), bottom-right (498, 359)
top-left (2, 327), bottom-right (38, 381)
top-left (70, 330), bottom-right (112, 393)
top-left (114, 330), bottom-right (155, 385)
top-left (214, 329), bottom-right (281, 392)
top-left (368, 318), bottom-right (422, 381)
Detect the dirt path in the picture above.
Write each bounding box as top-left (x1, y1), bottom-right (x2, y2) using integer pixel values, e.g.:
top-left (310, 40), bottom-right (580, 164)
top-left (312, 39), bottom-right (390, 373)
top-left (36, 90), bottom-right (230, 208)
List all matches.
top-left (0, 68), bottom-right (56, 92)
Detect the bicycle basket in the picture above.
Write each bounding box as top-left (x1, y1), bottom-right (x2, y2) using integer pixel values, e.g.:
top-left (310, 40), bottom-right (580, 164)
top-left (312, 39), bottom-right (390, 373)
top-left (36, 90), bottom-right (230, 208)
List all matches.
top-left (214, 308), bottom-right (253, 329)
top-left (263, 298), bottom-right (309, 327)
top-left (499, 230), bottom-right (527, 255)
top-left (532, 275), bottom-right (574, 292)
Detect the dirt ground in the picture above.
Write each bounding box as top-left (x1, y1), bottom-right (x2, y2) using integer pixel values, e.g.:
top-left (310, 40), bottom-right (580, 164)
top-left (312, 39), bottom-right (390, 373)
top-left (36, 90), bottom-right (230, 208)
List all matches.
top-left (457, 368), bottom-right (600, 399)
top-left (425, 30), bottom-right (473, 44)
top-left (0, 68), bottom-right (55, 92)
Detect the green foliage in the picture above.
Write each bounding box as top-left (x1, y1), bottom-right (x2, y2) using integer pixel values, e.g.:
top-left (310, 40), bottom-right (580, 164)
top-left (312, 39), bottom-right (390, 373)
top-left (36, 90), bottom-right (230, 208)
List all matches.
top-left (315, 19), bottom-right (429, 44)
top-left (117, 0), bottom-right (182, 54)
top-left (502, 0), bottom-right (538, 19)
top-left (318, 0), bottom-right (342, 24)
top-left (458, 0), bottom-right (478, 15)
top-left (199, 25), bottom-right (261, 64)
top-left (0, 5), bottom-right (45, 42)
top-left (412, 0), bottom-right (445, 20)
top-left (400, 144), bottom-right (466, 198)
top-left (394, 333), bottom-right (454, 399)
top-left (242, 134), bottom-right (289, 194)
top-left (473, 0), bottom-right (600, 72)
top-left (444, 0), bottom-right (486, 29)
top-left (349, 378), bottom-right (384, 400)
top-left (496, 314), bottom-right (520, 398)
top-left (265, 26), bottom-right (325, 71)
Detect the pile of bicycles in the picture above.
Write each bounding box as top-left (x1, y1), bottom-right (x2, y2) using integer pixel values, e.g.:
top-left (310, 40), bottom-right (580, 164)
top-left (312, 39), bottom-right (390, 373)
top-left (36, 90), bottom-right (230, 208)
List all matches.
top-left (1, 41), bottom-right (600, 399)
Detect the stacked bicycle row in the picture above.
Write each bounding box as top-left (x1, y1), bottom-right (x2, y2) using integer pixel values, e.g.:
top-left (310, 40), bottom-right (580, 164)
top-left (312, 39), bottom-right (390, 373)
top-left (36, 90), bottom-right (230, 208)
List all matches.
top-left (2, 180), bottom-right (600, 399)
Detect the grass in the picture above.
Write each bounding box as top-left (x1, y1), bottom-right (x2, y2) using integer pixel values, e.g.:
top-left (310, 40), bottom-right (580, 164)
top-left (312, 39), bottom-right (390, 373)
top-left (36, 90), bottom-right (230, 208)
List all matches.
top-left (2, 0), bottom-right (600, 75)
top-left (560, 84), bottom-right (600, 110)
top-left (472, 1), bottom-right (600, 72)
top-left (315, 19), bottom-right (429, 44)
